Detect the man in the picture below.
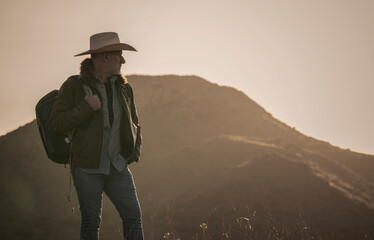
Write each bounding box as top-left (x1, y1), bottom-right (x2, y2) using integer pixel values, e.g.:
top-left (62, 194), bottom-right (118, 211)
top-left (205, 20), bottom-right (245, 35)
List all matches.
top-left (50, 32), bottom-right (143, 240)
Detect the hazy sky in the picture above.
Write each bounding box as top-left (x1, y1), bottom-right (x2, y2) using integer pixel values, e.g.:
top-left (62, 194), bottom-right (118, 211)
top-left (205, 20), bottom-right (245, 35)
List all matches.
top-left (0, 0), bottom-right (373, 154)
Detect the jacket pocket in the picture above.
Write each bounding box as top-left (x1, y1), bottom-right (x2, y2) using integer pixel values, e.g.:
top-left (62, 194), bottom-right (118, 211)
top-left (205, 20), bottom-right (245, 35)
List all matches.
top-left (126, 149), bottom-right (140, 164)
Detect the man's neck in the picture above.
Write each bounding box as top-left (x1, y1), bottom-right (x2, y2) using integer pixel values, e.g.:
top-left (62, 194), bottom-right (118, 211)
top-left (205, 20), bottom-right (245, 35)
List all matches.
top-left (94, 70), bottom-right (110, 83)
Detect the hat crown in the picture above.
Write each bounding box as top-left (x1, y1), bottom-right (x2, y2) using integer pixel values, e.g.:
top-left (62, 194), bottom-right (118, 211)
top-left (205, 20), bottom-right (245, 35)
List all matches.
top-left (90, 32), bottom-right (120, 50)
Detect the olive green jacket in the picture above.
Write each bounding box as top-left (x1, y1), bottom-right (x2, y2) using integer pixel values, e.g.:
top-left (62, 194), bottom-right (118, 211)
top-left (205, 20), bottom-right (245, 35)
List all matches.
top-left (50, 59), bottom-right (142, 168)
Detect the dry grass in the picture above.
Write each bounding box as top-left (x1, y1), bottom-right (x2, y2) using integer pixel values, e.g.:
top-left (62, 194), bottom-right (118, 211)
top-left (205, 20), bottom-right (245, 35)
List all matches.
top-left (149, 204), bottom-right (374, 240)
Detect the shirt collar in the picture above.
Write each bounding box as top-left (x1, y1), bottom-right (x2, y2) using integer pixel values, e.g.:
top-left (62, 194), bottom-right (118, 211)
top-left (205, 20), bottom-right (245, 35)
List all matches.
top-left (95, 75), bottom-right (118, 84)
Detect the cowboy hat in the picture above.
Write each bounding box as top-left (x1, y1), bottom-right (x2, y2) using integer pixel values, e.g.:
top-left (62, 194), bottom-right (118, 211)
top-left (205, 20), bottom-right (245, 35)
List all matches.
top-left (74, 32), bottom-right (137, 57)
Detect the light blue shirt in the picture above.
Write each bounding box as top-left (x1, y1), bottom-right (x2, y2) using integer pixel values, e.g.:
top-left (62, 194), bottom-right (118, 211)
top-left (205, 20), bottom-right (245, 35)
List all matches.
top-left (82, 76), bottom-right (127, 174)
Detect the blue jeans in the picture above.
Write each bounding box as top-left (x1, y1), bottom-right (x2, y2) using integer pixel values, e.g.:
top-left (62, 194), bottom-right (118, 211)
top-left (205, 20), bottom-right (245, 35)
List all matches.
top-left (71, 165), bottom-right (143, 240)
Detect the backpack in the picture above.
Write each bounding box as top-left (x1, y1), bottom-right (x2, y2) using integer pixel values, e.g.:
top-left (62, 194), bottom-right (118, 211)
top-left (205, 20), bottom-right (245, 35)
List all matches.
top-left (35, 76), bottom-right (91, 164)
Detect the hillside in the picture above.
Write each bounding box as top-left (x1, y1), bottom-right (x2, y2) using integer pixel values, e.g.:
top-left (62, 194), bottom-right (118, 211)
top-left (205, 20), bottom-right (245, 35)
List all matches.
top-left (1, 75), bottom-right (374, 239)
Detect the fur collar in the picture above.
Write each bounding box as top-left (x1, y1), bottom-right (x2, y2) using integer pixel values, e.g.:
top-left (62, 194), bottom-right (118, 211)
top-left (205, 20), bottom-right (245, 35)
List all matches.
top-left (78, 58), bottom-right (127, 88)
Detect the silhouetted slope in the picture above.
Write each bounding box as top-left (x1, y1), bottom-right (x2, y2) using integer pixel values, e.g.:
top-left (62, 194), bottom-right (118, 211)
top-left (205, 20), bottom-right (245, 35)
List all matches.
top-left (1, 74), bottom-right (373, 239)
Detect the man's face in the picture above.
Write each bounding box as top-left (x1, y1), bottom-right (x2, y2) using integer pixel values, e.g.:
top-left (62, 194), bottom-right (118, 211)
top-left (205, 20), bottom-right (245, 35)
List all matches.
top-left (106, 51), bottom-right (125, 76)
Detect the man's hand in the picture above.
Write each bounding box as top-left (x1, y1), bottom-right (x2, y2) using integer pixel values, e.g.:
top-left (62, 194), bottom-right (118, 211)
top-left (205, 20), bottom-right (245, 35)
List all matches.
top-left (85, 95), bottom-right (101, 111)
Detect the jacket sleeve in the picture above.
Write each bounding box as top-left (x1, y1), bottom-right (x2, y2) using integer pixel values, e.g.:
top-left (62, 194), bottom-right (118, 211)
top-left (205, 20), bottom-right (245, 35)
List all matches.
top-left (128, 84), bottom-right (142, 163)
top-left (50, 77), bottom-right (95, 134)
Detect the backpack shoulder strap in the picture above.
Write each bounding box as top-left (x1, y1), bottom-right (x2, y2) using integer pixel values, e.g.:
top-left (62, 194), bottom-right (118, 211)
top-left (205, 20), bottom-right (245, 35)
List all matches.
top-left (65, 76), bottom-right (92, 141)
top-left (71, 75), bottom-right (93, 97)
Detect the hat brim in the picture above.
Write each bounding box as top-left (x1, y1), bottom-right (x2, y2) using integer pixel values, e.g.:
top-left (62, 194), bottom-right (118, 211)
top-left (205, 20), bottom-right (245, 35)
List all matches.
top-left (74, 43), bottom-right (137, 57)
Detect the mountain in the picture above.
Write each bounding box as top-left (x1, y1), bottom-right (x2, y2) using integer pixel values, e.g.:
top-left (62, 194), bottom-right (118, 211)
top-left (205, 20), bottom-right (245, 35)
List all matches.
top-left (1, 75), bottom-right (373, 239)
